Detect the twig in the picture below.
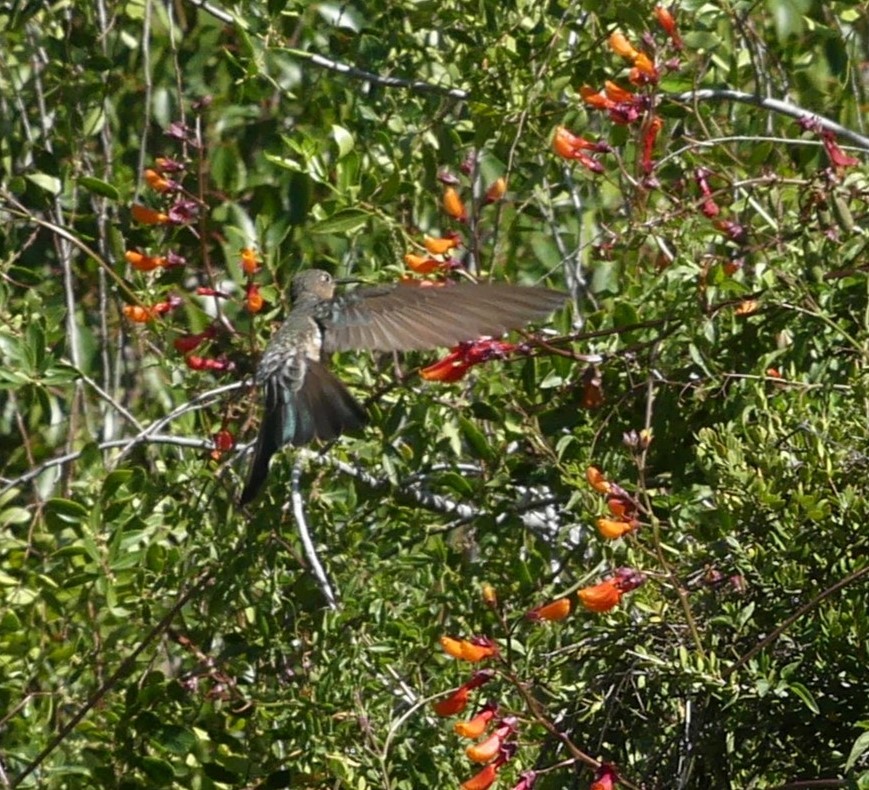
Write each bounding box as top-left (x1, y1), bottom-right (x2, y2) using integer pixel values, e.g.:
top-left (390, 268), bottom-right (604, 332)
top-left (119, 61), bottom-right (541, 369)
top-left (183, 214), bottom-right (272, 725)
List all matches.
top-left (10, 568), bottom-right (215, 787)
top-left (289, 456), bottom-right (338, 609)
top-left (666, 89), bottom-right (869, 150)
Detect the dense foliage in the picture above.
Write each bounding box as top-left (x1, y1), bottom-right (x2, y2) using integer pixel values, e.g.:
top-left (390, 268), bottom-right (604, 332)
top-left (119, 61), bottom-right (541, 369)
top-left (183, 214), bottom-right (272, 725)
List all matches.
top-left (1, 0), bottom-right (868, 787)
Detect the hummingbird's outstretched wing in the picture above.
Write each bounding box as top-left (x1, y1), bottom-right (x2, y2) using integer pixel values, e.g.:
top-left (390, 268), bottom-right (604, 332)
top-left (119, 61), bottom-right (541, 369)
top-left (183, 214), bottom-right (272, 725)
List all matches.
top-left (319, 281), bottom-right (566, 353)
top-left (239, 350), bottom-right (366, 505)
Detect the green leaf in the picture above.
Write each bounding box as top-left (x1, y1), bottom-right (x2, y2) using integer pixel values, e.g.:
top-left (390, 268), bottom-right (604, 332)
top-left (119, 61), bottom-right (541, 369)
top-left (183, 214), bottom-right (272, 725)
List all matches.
top-left (309, 209), bottom-right (370, 235)
top-left (845, 731), bottom-right (869, 772)
top-left (331, 124), bottom-right (355, 159)
top-left (25, 172), bottom-right (62, 195)
top-left (458, 415), bottom-right (494, 463)
top-left (78, 176), bottom-right (120, 200)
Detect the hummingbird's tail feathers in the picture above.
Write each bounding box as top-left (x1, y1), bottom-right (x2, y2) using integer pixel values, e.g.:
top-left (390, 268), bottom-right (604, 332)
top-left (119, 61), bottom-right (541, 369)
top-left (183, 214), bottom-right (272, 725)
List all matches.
top-left (239, 400), bottom-right (283, 505)
top-left (239, 363), bottom-right (367, 505)
top-left (294, 362), bottom-right (367, 444)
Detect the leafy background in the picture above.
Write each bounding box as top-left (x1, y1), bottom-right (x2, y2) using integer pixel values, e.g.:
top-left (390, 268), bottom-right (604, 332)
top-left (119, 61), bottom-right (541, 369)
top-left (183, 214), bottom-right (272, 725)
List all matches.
top-left (1, 0), bottom-right (868, 788)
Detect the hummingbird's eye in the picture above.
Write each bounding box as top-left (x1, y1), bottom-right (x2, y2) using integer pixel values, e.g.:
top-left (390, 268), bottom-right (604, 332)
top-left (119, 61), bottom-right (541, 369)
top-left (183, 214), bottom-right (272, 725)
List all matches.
top-left (321, 273), bottom-right (332, 283)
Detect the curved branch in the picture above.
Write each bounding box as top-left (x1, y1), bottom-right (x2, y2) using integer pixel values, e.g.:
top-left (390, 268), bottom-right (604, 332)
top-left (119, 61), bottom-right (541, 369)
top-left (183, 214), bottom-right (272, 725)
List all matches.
top-left (666, 89), bottom-right (869, 150)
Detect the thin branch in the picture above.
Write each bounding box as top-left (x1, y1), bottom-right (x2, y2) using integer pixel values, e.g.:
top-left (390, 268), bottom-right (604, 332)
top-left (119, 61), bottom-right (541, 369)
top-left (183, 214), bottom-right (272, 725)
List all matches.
top-left (289, 456), bottom-right (338, 609)
top-left (666, 89), bottom-right (869, 150)
top-left (10, 568), bottom-right (215, 788)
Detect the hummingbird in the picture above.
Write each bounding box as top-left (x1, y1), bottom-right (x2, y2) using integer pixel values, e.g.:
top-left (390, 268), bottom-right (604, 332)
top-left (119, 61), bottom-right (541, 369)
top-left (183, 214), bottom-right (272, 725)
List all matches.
top-left (239, 270), bottom-right (566, 504)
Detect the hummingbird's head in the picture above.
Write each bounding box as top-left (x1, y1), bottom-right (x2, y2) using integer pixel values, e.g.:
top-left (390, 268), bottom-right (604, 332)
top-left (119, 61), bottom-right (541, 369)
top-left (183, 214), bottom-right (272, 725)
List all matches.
top-left (291, 269), bottom-right (336, 301)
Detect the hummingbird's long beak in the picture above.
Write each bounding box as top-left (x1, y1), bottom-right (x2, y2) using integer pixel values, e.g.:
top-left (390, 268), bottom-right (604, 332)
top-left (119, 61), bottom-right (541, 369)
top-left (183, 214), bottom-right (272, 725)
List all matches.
top-left (334, 276), bottom-right (362, 285)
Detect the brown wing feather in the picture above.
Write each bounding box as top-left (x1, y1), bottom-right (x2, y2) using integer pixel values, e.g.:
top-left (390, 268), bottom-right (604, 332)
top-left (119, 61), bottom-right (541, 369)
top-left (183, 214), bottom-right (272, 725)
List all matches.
top-left (321, 282), bottom-right (565, 353)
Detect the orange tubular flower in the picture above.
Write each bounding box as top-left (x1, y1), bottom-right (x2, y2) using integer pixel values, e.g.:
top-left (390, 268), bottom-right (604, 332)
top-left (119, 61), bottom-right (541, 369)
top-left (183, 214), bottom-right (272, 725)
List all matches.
top-left (131, 204), bottom-right (170, 225)
top-left (553, 126), bottom-right (594, 157)
top-left (604, 81), bottom-right (636, 103)
top-left (440, 635), bottom-right (499, 662)
top-left (454, 704), bottom-right (498, 738)
top-left (466, 731), bottom-right (503, 764)
top-left (586, 466), bottom-right (611, 494)
top-left (631, 52), bottom-right (658, 79)
top-left (246, 283), bottom-right (264, 314)
top-left (596, 518), bottom-right (636, 540)
top-left (424, 234), bottom-right (460, 255)
top-left (526, 598), bottom-right (572, 622)
top-left (461, 764), bottom-right (499, 790)
top-left (240, 248), bottom-right (260, 275)
top-left (404, 253), bottom-right (445, 275)
top-left (144, 168), bottom-right (173, 193)
top-left (609, 31), bottom-right (639, 60)
top-left (443, 186), bottom-right (468, 222)
top-left (481, 583), bottom-right (498, 607)
top-left (580, 85), bottom-right (612, 109)
top-left (578, 579), bottom-right (623, 613)
top-left (553, 127), bottom-right (605, 173)
top-left (125, 250), bottom-right (166, 272)
top-left (122, 304), bottom-right (153, 323)
top-left (484, 177), bottom-right (507, 204)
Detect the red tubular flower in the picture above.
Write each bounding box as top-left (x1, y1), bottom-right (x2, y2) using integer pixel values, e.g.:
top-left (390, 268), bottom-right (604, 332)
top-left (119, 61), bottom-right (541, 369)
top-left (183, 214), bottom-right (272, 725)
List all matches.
top-left (173, 325), bottom-right (217, 354)
top-left (460, 746), bottom-right (516, 790)
top-left (196, 287), bottom-right (230, 298)
top-left (821, 131), bottom-right (859, 169)
top-left (432, 670), bottom-right (494, 717)
top-left (213, 429), bottom-right (235, 452)
top-left (629, 53), bottom-right (659, 85)
top-left (701, 198), bottom-right (720, 218)
top-left (151, 294), bottom-right (182, 316)
top-left (185, 355), bottom-right (234, 373)
top-left (654, 5), bottom-right (683, 49)
top-left (526, 598), bottom-right (572, 622)
top-left (454, 702), bottom-right (498, 738)
top-left (461, 763), bottom-right (499, 790)
top-left (420, 339), bottom-right (517, 383)
top-left (641, 116), bottom-right (664, 174)
top-left (606, 494), bottom-right (635, 519)
top-left (420, 350), bottom-right (471, 382)
top-left (591, 763), bottom-right (619, 790)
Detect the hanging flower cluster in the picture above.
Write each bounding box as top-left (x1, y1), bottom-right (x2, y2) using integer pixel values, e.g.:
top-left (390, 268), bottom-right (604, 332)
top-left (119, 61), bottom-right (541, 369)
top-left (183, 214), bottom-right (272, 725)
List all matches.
top-left (585, 466), bottom-right (641, 540)
top-left (121, 98), bottom-right (264, 460)
top-left (431, 634), bottom-right (535, 790)
top-left (571, 8), bottom-right (684, 184)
